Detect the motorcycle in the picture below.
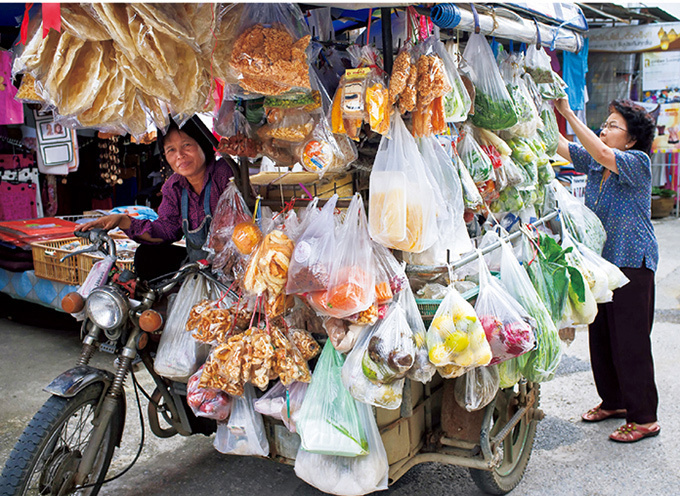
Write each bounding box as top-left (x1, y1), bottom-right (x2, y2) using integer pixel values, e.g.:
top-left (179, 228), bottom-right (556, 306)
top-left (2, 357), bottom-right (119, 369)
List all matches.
top-left (0, 229), bottom-right (226, 496)
top-left (0, 229), bottom-right (543, 496)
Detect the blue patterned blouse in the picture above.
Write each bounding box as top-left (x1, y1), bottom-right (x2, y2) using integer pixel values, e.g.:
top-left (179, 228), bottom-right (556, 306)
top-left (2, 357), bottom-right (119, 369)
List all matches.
top-left (568, 142), bottom-right (658, 271)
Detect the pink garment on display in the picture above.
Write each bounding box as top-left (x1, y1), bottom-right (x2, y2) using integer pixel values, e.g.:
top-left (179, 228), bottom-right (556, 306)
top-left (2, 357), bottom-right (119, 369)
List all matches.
top-left (0, 181), bottom-right (38, 221)
top-left (0, 50), bottom-right (24, 126)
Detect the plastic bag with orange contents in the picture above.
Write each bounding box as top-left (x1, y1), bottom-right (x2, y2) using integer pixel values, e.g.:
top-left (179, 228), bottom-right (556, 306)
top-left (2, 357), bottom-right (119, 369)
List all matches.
top-left (306, 193), bottom-right (375, 319)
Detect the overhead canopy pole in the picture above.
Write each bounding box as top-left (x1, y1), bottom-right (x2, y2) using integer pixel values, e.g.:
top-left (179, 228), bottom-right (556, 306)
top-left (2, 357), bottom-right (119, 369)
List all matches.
top-left (381, 7), bottom-right (393, 74)
top-left (430, 4), bottom-right (585, 53)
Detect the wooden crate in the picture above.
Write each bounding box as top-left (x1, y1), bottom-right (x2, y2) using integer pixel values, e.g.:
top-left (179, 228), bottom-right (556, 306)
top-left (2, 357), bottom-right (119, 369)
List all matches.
top-left (31, 237), bottom-right (84, 285)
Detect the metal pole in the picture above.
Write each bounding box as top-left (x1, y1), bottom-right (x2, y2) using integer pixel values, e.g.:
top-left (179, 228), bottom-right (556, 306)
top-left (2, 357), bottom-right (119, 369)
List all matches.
top-left (381, 7), bottom-right (393, 74)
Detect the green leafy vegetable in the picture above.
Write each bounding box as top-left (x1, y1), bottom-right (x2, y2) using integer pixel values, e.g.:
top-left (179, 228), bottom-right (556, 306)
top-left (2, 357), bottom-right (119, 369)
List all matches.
top-left (471, 92), bottom-right (519, 130)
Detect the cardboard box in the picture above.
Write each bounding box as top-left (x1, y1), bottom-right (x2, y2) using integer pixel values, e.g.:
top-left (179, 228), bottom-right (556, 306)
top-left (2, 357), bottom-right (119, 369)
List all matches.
top-left (380, 417), bottom-right (410, 465)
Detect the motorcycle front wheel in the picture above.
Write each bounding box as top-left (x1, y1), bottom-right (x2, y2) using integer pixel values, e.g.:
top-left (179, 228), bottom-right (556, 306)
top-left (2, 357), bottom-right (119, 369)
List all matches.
top-left (0, 384), bottom-right (123, 496)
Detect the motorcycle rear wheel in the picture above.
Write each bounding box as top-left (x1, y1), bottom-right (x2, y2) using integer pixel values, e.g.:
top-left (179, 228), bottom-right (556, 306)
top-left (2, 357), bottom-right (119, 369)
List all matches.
top-left (0, 384), bottom-right (123, 496)
top-left (469, 384), bottom-right (539, 495)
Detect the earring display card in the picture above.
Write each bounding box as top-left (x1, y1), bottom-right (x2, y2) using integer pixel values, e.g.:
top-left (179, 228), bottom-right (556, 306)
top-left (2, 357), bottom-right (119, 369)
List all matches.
top-left (0, 181), bottom-right (37, 221)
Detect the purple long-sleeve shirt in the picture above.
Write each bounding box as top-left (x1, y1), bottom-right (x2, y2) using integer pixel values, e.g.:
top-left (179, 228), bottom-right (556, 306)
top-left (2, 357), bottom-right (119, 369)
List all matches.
top-left (123, 157), bottom-right (234, 243)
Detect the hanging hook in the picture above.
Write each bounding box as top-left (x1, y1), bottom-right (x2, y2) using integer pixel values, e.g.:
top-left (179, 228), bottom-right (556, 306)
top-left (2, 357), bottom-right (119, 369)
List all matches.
top-left (533, 18), bottom-right (542, 49)
top-left (470, 3), bottom-right (481, 34)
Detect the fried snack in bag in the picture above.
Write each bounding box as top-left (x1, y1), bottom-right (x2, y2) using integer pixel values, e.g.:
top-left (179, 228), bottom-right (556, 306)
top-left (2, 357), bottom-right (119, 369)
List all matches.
top-left (369, 113), bottom-right (439, 253)
top-left (296, 340), bottom-right (368, 456)
top-left (426, 287), bottom-right (492, 372)
top-left (214, 383), bottom-right (269, 457)
top-left (229, 4), bottom-right (311, 95)
top-left (306, 194), bottom-right (375, 319)
top-left (61, 3), bottom-right (110, 41)
top-left (463, 33), bottom-right (519, 130)
top-left (474, 254), bottom-right (536, 365)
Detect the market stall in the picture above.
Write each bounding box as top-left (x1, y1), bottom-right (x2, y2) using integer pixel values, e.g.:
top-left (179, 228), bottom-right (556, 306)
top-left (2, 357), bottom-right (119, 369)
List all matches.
top-left (2, 3), bottom-right (632, 495)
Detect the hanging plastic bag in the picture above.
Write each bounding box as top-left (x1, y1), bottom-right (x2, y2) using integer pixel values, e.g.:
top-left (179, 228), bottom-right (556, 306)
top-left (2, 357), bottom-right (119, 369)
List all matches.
top-left (296, 340), bottom-right (368, 456)
top-left (500, 52), bottom-right (541, 137)
top-left (307, 194), bottom-right (375, 318)
top-left (429, 37), bottom-right (472, 123)
top-left (418, 136), bottom-right (472, 257)
top-left (187, 365), bottom-right (232, 421)
top-left (453, 148), bottom-right (484, 211)
top-left (215, 98), bottom-right (262, 158)
top-left (562, 230), bottom-right (612, 303)
top-left (341, 325), bottom-right (405, 410)
top-left (229, 3), bottom-right (312, 96)
top-left (498, 357), bottom-right (522, 389)
top-left (154, 274), bottom-right (211, 381)
top-left (474, 254), bottom-right (536, 365)
top-left (294, 400), bottom-right (388, 496)
top-left (549, 179), bottom-right (606, 255)
top-left (458, 126), bottom-right (499, 203)
top-left (499, 238), bottom-right (562, 383)
top-left (574, 238), bottom-right (629, 293)
top-left (463, 33), bottom-right (519, 130)
top-left (537, 102), bottom-right (559, 156)
top-left (398, 285), bottom-right (437, 383)
top-left (369, 113), bottom-right (440, 253)
top-left (426, 287), bottom-right (492, 372)
top-left (254, 380), bottom-right (308, 433)
top-left (286, 194), bottom-right (338, 294)
top-left (205, 180), bottom-right (255, 279)
top-left (524, 44), bottom-right (567, 101)
top-left (214, 383), bottom-right (269, 456)
top-left (455, 364), bottom-right (500, 412)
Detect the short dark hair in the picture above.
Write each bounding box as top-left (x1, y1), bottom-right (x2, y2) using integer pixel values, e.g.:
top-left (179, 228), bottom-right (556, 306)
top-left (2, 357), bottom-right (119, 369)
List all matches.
top-left (156, 118), bottom-right (216, 167)
top-left (608, 99), bottom-right (656, 155)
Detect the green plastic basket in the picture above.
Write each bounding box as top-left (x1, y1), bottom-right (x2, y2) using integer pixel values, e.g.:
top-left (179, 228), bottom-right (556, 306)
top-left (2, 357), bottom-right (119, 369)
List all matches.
top-left (415, 286), bottom-right (480, 323)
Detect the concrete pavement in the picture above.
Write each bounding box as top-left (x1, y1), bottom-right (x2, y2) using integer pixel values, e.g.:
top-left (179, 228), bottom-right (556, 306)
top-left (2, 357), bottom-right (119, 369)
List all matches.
top-left (1, 216), bottom-right (679, 495)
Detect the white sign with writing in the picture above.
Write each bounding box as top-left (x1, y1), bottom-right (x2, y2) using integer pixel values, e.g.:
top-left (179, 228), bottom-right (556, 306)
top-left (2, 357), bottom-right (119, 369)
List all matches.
top-left (590, 22), bottom-right (680, 52)
top-left (642, 51), bottom-right (680, 91)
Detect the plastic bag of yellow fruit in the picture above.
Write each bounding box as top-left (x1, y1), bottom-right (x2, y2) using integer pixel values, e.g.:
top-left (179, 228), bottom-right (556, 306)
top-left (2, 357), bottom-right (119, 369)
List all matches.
top-left (426, 286), bottom-right (492, 374)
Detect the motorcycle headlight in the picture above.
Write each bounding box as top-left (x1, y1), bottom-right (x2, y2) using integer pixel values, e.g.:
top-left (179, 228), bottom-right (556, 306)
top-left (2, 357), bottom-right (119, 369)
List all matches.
top-left (86, 286), bottom-right (129, 331)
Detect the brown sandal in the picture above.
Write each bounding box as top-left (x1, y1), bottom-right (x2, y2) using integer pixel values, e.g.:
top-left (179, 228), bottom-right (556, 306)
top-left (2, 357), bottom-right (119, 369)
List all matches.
top-left (609, 423), bottom-right (660, 443)
top-left (581, 404), bottom-right (627, 422)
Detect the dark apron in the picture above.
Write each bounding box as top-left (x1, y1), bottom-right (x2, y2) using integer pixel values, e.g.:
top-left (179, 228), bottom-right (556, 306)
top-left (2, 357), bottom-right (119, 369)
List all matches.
top-left (181, 181), bottom-right (212, 262)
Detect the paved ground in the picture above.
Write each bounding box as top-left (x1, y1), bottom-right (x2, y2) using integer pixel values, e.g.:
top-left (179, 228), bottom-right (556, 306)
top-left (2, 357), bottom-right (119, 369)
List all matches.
top-left (2, 216), bottom-right (679, 496)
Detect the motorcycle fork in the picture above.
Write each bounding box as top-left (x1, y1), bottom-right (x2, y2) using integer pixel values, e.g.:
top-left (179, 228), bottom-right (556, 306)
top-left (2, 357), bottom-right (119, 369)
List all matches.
top-left (73, 328), bottom-right (140, 487)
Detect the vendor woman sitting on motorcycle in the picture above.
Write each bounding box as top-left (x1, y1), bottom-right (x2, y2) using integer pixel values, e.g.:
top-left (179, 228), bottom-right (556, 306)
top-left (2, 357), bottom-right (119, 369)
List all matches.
top-left (78, 119), bottom-right (234, 280)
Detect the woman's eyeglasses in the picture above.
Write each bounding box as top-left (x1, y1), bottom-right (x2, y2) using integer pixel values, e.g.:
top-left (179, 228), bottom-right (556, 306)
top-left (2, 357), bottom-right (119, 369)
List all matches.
top-left (601, 121), bottom-right (627, 132)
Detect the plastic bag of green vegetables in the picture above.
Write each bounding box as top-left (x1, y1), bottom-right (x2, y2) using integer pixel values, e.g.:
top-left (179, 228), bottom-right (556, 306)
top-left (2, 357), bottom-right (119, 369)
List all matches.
top-left (453, 149), bottom-right (484, 211)
top-left (490, 186), bottom-right (525, 213)
top-left (536, 154), bottom-right (556, 185)
top-left (462, 33), bottom-right (519, 130)
top-left (296, 340), bottom-right (368, 456)
top-left (500, 52), bottom-right (541, 137)
top-left (562, 230), bottom-right (612, 303)
top-left (428, 37), bottom-right (472, 123)
top-left (458, 126), bottom-right (499, 203)
top-left (522, 233), bottom-right (587, 326)
top-left (549, 179), bottom-right (606, 255)
top-left (507, 137), bottom-right (539, 186)
top-left (498, 357), bottom-right (522, 389)
top-left (537, 102), bottom-right (559, 156)
top-left (524, 44), bottom-right (568, 100)
top-left (499, 237), bottom-right (562, 383)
